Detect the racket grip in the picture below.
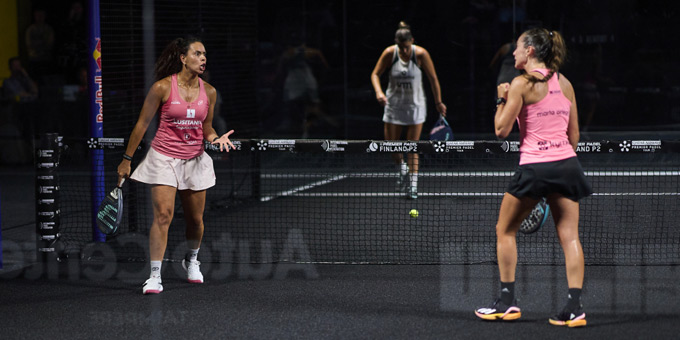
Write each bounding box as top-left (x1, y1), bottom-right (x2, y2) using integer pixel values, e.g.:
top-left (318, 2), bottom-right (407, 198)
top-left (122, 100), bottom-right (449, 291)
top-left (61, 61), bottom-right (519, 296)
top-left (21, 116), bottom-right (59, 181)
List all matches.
top-left (118, 177), bottom-right (126, 188)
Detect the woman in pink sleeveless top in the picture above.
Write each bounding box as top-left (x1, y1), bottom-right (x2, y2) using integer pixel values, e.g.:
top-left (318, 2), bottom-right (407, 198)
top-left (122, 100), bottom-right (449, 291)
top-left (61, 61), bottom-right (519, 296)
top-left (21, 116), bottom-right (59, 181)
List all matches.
top-left (117, 37), bottom-right (235, 294)
top-left (475, 28), bottom-right (592, 327)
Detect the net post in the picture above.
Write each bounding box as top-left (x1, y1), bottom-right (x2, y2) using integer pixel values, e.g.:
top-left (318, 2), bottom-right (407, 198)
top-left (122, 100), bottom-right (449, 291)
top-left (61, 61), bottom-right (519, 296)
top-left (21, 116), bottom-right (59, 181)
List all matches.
top-left (88, 0), bottom-right (106, 242)
top-left (35, 133), bottom-right (61, 263)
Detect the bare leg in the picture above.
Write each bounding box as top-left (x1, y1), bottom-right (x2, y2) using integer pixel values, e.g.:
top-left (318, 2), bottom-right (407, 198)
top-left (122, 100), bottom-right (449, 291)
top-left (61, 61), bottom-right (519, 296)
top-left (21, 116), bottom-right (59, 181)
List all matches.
top-left (149, 185), bottom-right (177, 262)
top-left (178, 189), bottom-right (207, 250)
top-left (547, 194), bottom-right (584, 288)
top-left (384, 122), bottom-right (405, 165)
top-left (495, 193), bottom-right (537, 282)
top-left (404, 123), bottom-right (423, 174)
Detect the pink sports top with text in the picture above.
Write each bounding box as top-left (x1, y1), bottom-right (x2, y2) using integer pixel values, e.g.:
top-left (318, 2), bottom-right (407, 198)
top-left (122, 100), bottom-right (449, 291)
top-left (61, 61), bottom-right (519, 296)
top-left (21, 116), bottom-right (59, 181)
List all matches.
top-left (517, 68), bottom-right (576, 165)
top-left (151, 74), bottom-right (209, 159)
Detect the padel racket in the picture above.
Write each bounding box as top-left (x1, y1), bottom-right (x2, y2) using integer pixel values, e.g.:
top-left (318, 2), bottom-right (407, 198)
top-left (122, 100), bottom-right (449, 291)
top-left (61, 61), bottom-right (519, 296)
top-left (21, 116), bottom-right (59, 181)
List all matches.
top-left (429, 114), bottom-right (454, 141)
top-left (96, 178), bottom-right (125, 235)
top-left (520, 197), bottom-right (550, 234)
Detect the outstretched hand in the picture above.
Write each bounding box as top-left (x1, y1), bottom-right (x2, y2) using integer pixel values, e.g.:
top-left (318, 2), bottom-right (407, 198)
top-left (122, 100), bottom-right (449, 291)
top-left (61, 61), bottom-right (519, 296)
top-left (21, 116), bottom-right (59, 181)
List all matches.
top-left (212, 130), bottom-right (236, 152)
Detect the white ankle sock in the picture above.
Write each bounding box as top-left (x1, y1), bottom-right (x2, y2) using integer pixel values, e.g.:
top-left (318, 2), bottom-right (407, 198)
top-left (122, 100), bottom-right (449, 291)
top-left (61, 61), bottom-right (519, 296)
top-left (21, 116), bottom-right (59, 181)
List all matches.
top-left (399, 162), bottom-right (408, 175)
top-left (185, 248), bottom-right (199, 262)
top-left (410, 173), bottom-right (418, 187)
top-left (150, 260), bottom-right (162, 278)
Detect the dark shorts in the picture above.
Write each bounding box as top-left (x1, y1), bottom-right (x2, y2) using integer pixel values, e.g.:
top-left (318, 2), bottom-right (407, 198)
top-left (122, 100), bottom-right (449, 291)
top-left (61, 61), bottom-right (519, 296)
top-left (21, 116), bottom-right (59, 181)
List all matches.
top-left (506, 156), bottom-right (593, 201)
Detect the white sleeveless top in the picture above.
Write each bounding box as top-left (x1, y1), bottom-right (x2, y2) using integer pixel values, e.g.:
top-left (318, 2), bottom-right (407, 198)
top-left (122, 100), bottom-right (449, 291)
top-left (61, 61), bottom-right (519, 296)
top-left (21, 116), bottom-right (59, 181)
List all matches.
top-left (383, 44), bottom-right (426, 125)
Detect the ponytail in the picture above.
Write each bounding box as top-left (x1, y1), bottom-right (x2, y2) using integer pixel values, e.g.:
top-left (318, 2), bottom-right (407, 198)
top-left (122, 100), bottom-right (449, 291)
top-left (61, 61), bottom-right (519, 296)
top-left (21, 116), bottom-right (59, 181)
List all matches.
top-left (548, 30), bottom-right (566, 73)
top-left (521, 28), bottom-right (567, 83)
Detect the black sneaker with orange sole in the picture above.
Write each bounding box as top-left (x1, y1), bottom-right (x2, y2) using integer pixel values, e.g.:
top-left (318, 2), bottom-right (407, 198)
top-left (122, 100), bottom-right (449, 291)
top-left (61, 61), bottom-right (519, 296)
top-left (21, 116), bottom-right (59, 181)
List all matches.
top-left (549, 307), bottom-right (587, 327)
top-left (475, 298), bottom-right (521, 321)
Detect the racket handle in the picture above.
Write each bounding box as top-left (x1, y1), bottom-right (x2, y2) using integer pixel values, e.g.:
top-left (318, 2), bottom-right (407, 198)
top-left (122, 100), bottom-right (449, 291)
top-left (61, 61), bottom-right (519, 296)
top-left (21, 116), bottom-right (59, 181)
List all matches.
top-left (118, 177), bottom-right (126, 188)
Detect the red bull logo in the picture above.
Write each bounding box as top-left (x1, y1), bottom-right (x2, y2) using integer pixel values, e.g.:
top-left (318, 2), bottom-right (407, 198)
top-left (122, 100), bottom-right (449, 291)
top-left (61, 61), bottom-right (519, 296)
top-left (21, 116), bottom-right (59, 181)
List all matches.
top-left (92, 36), bottom-right (103, 125)
top-left (95, 76), bottom-right (103, 122)
top-left (92, 38), bottom-right (102, 72)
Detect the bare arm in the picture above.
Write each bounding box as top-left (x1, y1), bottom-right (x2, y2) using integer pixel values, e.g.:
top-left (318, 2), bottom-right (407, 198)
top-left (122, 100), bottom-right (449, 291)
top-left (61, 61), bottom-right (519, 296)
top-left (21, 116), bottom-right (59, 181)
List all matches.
top-left (418, 47), bottom-right (447, 116)
top-left (494, 76), bottom-right (525, 139)
top-left (116, 80), bottom-right (167, 182)
top-left (370, 47), bottom-right (393, 106)
top-left (202, 83), bottom-right (219, 142)
top-left (203, 82), bottom-right (234, 152)
top-left (559, 75), bottom-right (580, 150)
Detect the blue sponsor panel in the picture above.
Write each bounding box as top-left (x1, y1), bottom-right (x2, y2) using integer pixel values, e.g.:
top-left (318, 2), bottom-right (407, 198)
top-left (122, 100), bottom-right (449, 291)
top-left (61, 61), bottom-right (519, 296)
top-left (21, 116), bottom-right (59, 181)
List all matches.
top-left (89, 0), bottom-right (106, 242)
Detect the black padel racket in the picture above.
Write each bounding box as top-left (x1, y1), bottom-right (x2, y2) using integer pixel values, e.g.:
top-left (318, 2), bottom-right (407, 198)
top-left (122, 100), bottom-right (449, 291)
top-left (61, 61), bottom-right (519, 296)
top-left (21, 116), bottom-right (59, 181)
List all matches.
top-left (520, 197), bottom-right (550, 234)
top-left (429, 114), bottom-right (454, 141)
top-left (96, 178), bottom-right (125, 235)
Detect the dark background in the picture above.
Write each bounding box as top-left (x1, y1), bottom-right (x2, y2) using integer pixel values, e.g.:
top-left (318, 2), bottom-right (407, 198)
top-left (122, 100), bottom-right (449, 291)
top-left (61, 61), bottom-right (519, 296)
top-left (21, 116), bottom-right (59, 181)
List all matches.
top-left (2, 0), bottom-right (679, 164)
top-left (255, 0), bottom-right (680, 139)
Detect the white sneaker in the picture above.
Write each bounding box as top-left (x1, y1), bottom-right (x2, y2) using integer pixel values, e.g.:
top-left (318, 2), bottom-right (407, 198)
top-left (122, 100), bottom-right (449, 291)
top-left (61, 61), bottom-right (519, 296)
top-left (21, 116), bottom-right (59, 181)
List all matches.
top-left (182, 259), bottom-right (204, 283)
top-left (407, 186), bottom-right (418, 200)
top-left (142, 277), bottom-right (163, 294)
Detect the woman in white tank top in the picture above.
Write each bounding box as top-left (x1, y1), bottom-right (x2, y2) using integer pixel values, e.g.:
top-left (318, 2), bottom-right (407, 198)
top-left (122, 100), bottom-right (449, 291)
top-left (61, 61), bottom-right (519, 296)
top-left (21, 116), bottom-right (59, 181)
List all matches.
top-left (370, 22), bottom-right (447, 199)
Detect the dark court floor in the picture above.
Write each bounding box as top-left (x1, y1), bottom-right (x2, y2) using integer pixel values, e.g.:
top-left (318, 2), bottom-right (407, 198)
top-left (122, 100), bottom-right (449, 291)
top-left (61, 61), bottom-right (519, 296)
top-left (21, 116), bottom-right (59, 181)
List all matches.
top-left (0, 262), bottom-right (678, 339)
top-left (2, 165), bottom-right (679, 339)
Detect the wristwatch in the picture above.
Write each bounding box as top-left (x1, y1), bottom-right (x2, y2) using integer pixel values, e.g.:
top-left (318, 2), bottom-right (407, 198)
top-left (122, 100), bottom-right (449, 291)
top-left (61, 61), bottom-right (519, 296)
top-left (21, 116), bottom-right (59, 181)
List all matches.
top-left (495, 97), bottom-right (507, 106)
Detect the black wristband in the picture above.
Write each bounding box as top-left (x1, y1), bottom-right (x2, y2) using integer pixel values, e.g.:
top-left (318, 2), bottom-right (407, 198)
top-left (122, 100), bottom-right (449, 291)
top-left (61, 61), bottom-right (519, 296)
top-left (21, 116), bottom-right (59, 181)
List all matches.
top-left (213, 136), bottom-right (219, 142)
top-left (122, 154), bottom-right (132, 161)
top-left (495, 97), bottom-right (507, 106)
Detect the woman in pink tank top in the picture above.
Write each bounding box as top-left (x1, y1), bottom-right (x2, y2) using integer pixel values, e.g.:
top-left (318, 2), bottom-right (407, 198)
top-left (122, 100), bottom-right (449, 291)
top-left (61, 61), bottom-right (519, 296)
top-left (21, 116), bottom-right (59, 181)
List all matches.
top-left (475, 28), bottom-right (592, 327)
top-left (116, 37), bottom-right (235, 294)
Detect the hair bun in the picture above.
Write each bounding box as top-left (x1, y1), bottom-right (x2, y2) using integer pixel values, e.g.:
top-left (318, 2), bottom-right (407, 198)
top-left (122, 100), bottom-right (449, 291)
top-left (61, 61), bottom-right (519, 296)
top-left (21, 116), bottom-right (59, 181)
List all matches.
top-left (398, 21), bottom-right (410, 29)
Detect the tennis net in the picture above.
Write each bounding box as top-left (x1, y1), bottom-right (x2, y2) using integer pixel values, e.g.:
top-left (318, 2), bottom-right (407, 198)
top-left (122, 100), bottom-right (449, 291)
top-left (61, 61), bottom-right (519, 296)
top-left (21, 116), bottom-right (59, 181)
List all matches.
top-left (50, 138), bottom-right (680, 265)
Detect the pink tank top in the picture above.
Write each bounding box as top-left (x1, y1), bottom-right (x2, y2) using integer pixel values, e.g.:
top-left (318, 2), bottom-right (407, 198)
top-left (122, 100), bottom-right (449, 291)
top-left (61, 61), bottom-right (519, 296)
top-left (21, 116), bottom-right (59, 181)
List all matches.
top-left (151, 74), bottom-right (209, 159)
top-left (517, 69), bottom-right (576, 165)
